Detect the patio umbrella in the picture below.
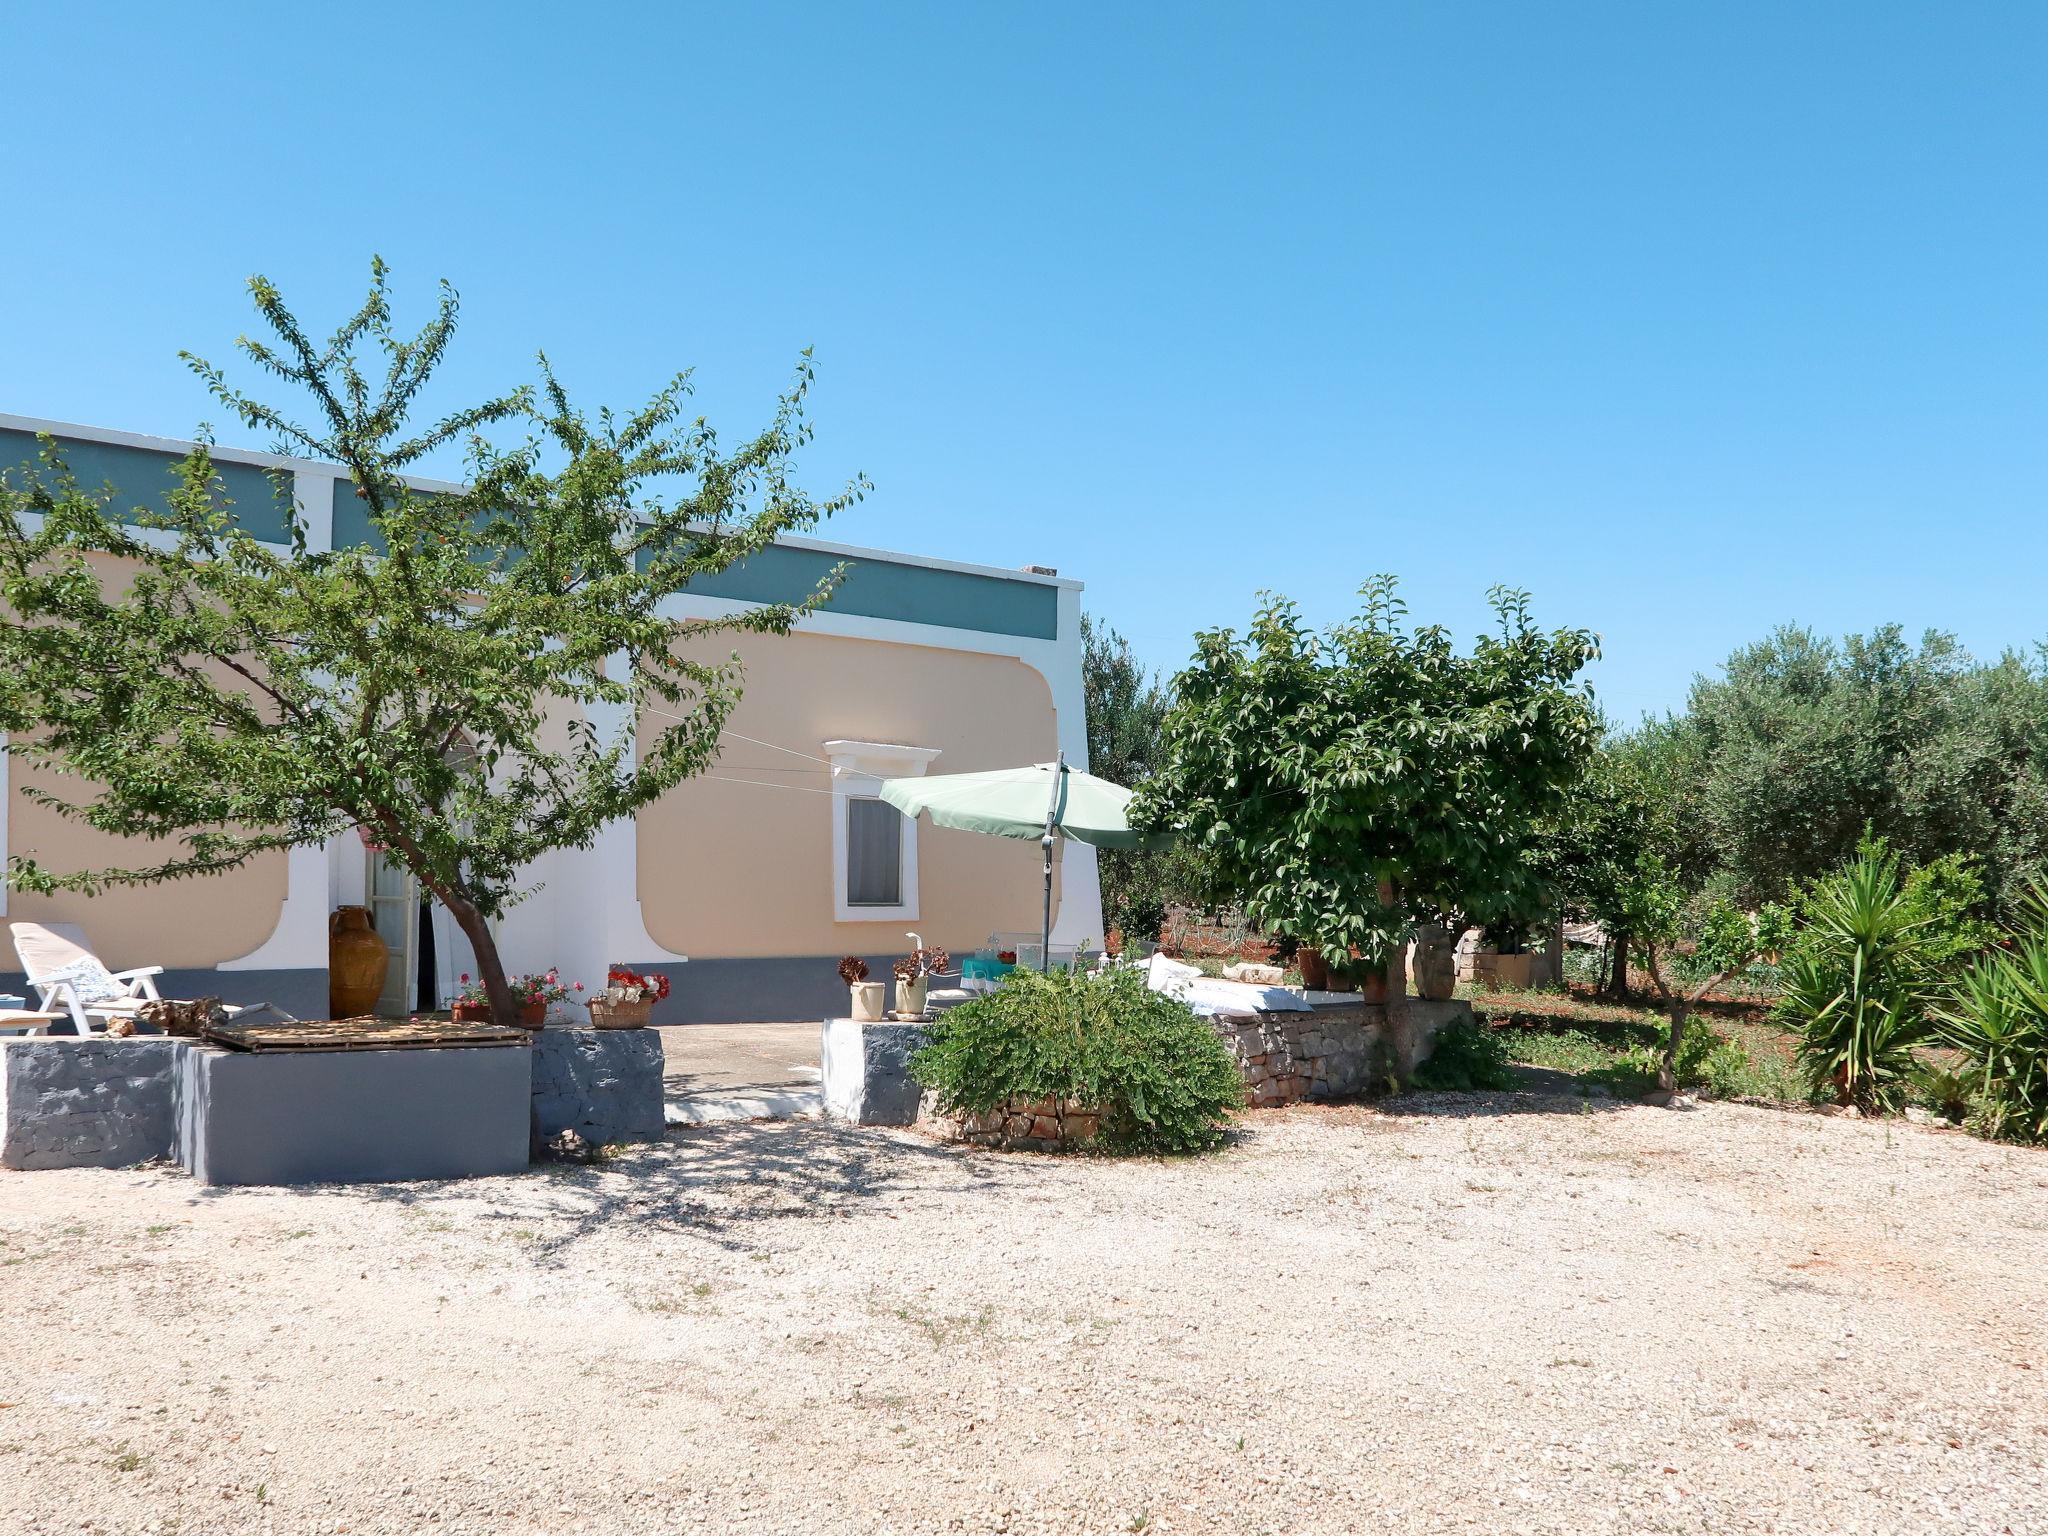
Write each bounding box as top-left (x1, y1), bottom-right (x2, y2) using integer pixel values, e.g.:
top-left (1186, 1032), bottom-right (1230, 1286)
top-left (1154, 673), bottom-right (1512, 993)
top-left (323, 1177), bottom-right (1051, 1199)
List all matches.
top-left (879, 753), bottom-right (1167, 970)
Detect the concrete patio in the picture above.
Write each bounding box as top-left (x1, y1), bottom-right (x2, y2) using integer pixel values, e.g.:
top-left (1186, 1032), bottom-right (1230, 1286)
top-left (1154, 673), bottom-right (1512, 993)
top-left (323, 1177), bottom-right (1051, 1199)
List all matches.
top-left (659, 1022), bottom-right (822, 1125)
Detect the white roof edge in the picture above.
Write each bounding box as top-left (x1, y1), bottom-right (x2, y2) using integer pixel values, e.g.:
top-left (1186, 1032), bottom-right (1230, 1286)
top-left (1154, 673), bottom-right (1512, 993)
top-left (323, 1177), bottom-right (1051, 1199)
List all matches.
top-left (0, 410), bottom-right (1084, 593)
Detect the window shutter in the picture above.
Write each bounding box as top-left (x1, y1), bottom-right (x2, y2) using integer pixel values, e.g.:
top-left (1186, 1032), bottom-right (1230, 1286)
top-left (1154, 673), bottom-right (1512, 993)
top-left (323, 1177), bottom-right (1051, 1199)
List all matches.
top-left (845, 797), bottom-right (903, 906)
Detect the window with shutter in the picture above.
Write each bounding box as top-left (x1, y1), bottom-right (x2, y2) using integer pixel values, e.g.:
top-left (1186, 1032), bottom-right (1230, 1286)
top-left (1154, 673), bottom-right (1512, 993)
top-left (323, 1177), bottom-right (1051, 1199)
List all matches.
top-left (844, 797), bottom-right (903, 907)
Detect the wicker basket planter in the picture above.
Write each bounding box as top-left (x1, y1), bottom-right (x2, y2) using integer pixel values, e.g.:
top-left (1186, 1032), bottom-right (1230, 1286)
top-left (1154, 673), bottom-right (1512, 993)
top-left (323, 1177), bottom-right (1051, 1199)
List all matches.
top-left (585, 995), bottom-right (654, 1030)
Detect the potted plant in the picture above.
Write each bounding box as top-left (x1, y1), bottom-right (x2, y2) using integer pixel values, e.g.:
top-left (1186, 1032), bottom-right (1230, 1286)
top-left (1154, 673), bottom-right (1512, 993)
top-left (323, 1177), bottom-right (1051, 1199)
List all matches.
top-left (588, 966), bottom-right (669, 1028)
top-left (891, 935), bottom-right (950, 1019)
top-left (839, 956), bottom-right (885, 1022)
top-left (1296, 943), bottom-right (1331, 991)
top-left (451, 970), bottom-right (580, 1029)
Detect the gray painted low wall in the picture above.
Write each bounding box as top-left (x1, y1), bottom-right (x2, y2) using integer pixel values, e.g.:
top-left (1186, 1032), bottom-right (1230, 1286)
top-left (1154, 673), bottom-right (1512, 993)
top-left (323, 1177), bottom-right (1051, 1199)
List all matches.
top-left (0, 967), bottom-right (328, 1027)
top-left (178, 1044), bottom-right (530, 1186)
top-left (634, 955), bottom-right (904, 1026)
top-left (529, 1027), bottom-right (665, 1149)
top-left (0, 1037), bottom-right (186, 1170)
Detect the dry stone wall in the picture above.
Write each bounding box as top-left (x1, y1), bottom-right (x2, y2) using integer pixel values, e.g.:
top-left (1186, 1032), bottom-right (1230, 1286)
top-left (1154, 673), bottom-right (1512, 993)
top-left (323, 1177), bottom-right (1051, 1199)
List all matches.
top-left (945, 997), bottom-right (1477, 1148)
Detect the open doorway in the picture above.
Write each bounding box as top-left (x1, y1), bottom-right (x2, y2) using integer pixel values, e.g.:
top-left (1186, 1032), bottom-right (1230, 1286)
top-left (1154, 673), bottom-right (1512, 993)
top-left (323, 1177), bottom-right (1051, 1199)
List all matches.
top-left (364, 847), bottom-right (477, 1015)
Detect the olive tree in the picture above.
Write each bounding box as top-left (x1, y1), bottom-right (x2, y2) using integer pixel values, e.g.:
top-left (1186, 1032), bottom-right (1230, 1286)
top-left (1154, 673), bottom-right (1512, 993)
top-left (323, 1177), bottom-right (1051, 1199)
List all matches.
top-left (1131, 579), bottom-right (1600, 1011)
top-left (0, 262), bottom-right (864, 1025)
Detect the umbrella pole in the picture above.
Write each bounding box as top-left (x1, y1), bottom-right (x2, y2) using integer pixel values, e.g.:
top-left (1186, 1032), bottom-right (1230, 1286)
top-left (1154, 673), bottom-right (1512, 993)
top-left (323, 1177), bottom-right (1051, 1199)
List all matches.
top-left (1040, 751), bottom-right (1065, 972)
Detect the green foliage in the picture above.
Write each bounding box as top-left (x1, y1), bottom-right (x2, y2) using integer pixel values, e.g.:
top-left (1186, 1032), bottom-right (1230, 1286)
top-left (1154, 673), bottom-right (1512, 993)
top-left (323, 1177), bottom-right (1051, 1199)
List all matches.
top-left (1934, 888), bottom-right (2048, 1143)
top-left (911, 966), bottom-right (1244, 1155)
top-left (1502, 1018), bottom-right (1804, 1101)
top-left (1546, 720), bottom-right (1706, 959)
top-left (1681, 625), bottom-right (2048, 914)
top-left (0, 262), bottom-right (864, 1024)
top-left (1409, 1019), bottom-right (1518, 1092)
top-left (1776, 846), bottom-right (1945, 1109)
top-left (1081, 614), bottom-right (1211, 941)
top-left (1913, 1061), bottom-right (1978, 1124)
top-left (1131, 580), bottom-right (1599, 970)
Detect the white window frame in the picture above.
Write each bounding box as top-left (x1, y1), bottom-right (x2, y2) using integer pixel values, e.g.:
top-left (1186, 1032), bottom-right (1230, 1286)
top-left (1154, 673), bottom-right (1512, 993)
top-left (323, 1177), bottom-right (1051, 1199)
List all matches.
top-left (825, 740), bottom-right (940, 924)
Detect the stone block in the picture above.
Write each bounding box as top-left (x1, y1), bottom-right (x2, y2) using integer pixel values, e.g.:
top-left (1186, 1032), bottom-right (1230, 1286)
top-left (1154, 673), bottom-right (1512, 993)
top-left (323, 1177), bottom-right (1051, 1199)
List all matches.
top-left (529, 1027), bottom-right (666, 1150)
top-left (820, 1019), bottom-right (928, 1125)
top-left (178, 1044), bottom-right (529, 1186)
top-left (0, 1037), bottom-right (185, 1170)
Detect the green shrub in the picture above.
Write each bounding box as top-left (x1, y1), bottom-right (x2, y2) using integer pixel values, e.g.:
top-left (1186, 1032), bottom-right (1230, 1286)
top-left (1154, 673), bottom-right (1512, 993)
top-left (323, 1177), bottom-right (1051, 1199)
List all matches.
top-left (1913, 1061), bottom-right (1977, 1124)
top-left (911, 966), bottom-right (1244, 1155)
top-left (1410, 1020), bottom-right (1519, 1092)
top-left (1776, 846), bottom-right (1945, 1110)
top-left (1935, 897), bottom-right (2048, 1143)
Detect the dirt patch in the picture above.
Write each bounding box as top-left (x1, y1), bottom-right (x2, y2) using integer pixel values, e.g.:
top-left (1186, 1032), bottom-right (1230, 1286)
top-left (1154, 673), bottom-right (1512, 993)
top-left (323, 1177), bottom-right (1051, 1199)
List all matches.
top-left (3, 1093), bottom-right (2044, 1533)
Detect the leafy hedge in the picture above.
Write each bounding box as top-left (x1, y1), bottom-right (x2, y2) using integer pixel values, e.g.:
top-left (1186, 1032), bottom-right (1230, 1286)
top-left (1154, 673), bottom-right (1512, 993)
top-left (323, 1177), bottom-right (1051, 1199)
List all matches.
top-left (911, 966), bottom-right (1244, 1155)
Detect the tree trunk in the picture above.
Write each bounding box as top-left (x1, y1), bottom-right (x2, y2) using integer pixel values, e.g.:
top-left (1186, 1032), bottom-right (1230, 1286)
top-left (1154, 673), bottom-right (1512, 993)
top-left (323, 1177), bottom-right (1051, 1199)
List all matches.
top-left (1605, 931), bottom-right (1629, 998)
top-left (443, 892), bottom-right (519, 1026)
top-left (1659, 998), bottom-right (1687, 1093)
top-left (1641, 940), bottom-right (1666, 999)
top-left (1378, 879), bottom-right (1416, 1084)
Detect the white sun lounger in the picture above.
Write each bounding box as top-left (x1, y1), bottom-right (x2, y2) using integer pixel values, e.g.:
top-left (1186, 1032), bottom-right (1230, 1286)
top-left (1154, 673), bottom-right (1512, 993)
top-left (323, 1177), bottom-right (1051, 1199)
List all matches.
top-left (8, 921), bottom-right (289, 1035)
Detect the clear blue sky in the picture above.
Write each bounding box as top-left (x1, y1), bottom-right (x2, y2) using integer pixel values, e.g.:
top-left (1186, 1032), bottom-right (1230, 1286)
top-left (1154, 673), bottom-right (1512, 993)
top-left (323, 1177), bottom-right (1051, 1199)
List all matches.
top-left (6, 3), bottom-right (2044, 725)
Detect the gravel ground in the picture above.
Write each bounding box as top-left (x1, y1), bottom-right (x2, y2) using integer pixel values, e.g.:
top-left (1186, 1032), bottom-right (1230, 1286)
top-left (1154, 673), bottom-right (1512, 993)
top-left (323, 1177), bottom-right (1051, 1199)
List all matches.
top-left (4, 1089), bottom-right (2046, 1535)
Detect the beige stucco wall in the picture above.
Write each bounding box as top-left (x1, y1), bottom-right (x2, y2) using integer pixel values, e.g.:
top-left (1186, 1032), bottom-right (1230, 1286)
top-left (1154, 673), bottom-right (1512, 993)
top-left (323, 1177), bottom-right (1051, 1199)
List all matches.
top-left (3, 557), bottom-right (287, 972)
top-left (2, 552), bottom-right (288, 974)
top-left (636, 630), bottom-right (1063, 959)
top-left (5, 757), bottom-right (289, 971)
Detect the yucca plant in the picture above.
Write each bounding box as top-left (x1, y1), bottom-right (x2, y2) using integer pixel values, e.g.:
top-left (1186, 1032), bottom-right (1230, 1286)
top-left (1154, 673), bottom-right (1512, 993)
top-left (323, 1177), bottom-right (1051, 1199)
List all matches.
top-left (1935, 895), bottom-right (2048, 1143)
top-left (1777, 849), bottom-right (1940, 1110)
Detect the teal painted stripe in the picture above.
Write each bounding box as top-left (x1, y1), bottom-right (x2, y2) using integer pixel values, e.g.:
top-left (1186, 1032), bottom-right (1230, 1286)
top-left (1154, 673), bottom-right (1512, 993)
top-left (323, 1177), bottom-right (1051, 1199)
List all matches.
top-left (665, 541), bottom-right (1059, 640)
top-left (333, 481), bottom-right (388, 554)
top-left (0, 429), bottom-right (295, 544)
top-left (4, 429), bottom-right (1059, 642)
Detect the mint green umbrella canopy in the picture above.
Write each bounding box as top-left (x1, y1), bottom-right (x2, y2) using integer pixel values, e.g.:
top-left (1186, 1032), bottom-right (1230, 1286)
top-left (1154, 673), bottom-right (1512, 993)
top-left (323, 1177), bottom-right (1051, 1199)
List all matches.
top-left (878, 761), bottom-right (1160, 849)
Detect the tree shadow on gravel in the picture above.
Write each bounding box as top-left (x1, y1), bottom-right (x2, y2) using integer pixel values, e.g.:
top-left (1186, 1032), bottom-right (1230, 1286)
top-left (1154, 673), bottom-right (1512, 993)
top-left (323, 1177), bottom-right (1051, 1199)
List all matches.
top-left (1372, 1065), bottom-right (1644, 1121)
top-left (205, 1120), bottom-right (1030, 1260)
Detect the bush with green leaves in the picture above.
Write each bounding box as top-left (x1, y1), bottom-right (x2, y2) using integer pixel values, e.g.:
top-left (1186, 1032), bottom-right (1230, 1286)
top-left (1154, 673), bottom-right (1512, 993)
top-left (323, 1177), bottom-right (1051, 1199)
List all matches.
top-left (1409, 1020), bottom-right (1519, 1092)
top-left (1776, 845), bottom-right (1953, 1110)
top-left (911, 966), bottom-right (1244, 1155)
top-left (1936, 889), bottom-right (2048, 1143)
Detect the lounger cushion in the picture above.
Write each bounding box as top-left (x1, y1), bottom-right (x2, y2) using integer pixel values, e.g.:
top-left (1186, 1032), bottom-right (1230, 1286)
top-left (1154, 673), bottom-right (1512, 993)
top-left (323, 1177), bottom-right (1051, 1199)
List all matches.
top-left (35, 956), bottom-right (127, 1006)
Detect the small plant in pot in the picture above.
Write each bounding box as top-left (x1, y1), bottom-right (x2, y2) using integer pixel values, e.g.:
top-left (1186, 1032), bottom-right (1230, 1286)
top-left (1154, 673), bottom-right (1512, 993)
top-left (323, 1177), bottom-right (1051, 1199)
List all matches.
top-left (839, 956), bottom-right (885, 1022)
top-left (452, 970), bottom-right (580, 1029)
top-left (892, 934), bottom-right (951, 1019)
top-left (588, 966), bottom-right (670, 1028)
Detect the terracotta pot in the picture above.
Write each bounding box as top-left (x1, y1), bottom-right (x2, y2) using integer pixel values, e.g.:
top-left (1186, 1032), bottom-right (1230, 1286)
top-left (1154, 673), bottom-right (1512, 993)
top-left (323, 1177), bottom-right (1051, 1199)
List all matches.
top-left (1296, 947), bottom-right (1330, 991)
top-left (451, 998), bottom-right (547, 1029)
top-left (328, 906), bottom-right (389, 1018)
top-left (1357, 968), bottom-right (1389, 1005)
top-left (849, 981), bottom-right (886, 1022)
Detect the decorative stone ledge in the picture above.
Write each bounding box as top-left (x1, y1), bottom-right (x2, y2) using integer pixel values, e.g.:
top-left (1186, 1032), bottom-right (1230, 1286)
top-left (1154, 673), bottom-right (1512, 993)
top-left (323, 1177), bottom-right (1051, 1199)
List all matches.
top-left (529, 1027), bottom-right (667, 1150)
